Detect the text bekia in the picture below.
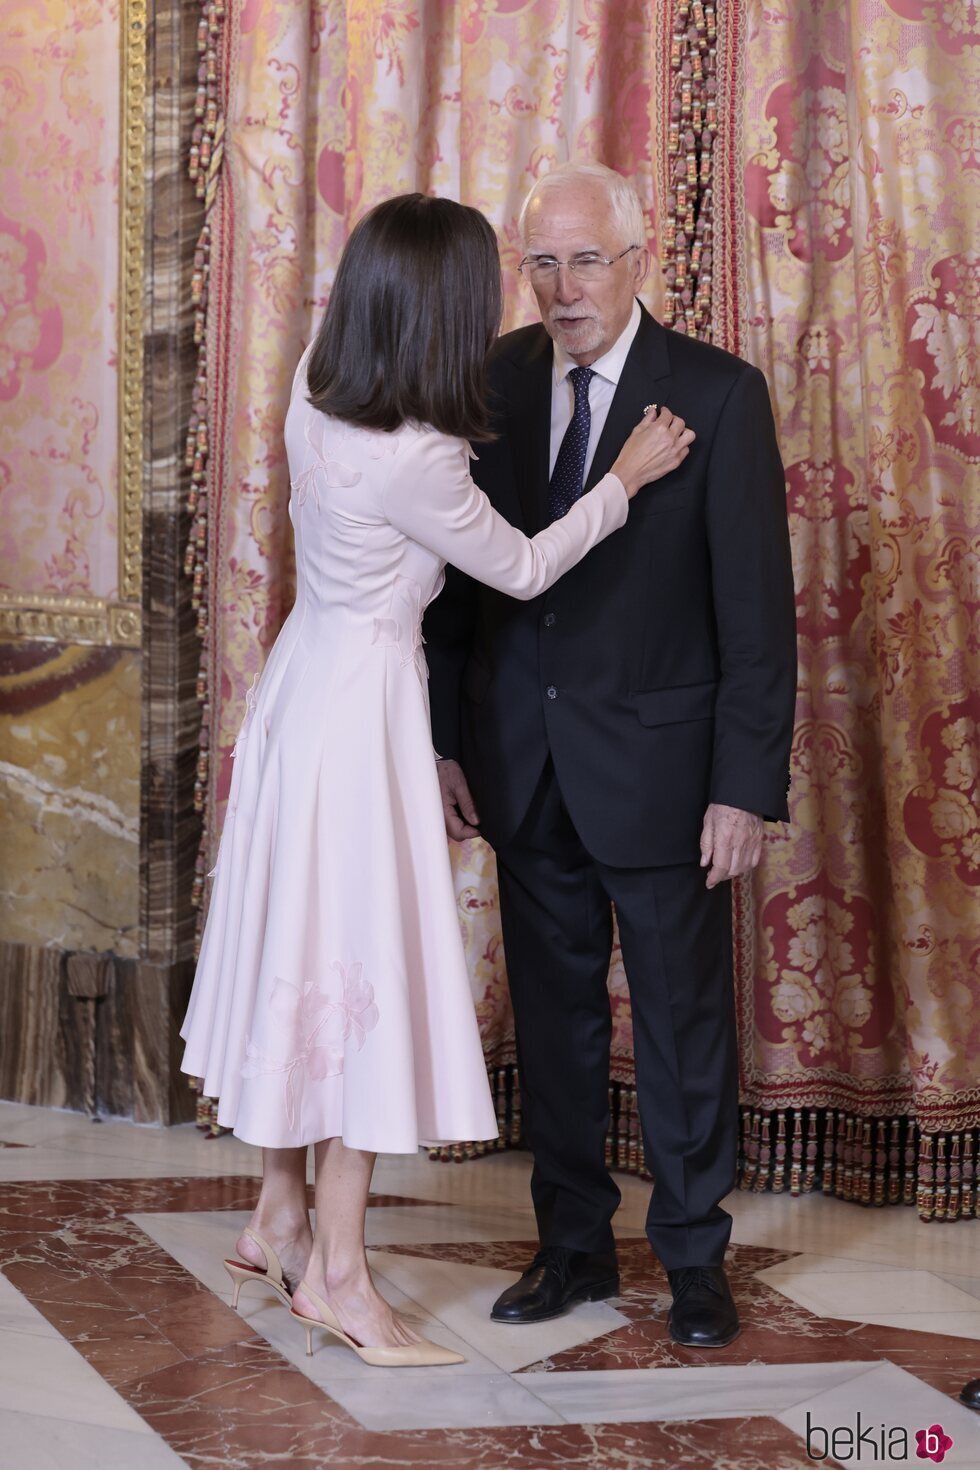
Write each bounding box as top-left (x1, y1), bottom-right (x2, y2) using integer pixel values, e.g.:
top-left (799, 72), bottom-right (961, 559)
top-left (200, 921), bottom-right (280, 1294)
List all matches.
top-left (805, 1412), bottom-right (954, 1463)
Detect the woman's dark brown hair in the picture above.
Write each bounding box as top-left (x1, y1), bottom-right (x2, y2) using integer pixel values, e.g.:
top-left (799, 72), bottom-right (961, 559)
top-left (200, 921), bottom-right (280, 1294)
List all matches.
top-left (306, 193), bottom-right (502, 441)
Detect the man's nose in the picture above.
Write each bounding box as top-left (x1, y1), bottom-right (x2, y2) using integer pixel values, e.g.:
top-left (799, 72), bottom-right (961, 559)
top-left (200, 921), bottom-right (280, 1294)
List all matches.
top-left (553, 263), bottom-right (581, 302)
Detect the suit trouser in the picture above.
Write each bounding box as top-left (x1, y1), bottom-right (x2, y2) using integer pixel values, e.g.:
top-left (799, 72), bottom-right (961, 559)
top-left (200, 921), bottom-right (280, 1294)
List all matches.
top-left (493, 757), bottom-right (739, 1270)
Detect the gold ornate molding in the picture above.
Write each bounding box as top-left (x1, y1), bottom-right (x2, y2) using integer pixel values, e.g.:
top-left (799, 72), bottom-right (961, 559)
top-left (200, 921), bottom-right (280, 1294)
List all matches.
top-left (118, 0), bottom-right (147, 610)
top-left (0, 594), bottom-right (142, 648)
top-left (0, 0), bottom-right (145, 650)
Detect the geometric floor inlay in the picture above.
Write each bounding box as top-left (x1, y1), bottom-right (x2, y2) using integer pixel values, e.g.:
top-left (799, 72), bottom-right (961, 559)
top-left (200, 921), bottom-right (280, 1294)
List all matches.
top-left (133, 1208), bottom-right (980, 1450)
top-left (1, 1114), bottom-right (978, 1470)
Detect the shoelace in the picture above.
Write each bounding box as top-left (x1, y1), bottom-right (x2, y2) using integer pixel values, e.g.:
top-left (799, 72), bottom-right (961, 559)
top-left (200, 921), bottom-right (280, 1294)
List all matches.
top-left (529, 1246), bottom-right (572, 1287)
top-left (671, 1267), bottom-right (723, 1299)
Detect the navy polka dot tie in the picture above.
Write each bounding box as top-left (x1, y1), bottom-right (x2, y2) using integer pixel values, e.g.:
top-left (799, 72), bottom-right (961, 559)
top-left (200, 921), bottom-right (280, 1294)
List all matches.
top-left (548, 366), bottom-right (595, 522)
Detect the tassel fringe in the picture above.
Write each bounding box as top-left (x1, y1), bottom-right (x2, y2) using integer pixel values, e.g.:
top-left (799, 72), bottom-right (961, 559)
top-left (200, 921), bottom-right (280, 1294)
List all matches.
top-left (421, 1069), bottom-right (979, 1223)
top-left (185, 0), bottom-right (229, 930)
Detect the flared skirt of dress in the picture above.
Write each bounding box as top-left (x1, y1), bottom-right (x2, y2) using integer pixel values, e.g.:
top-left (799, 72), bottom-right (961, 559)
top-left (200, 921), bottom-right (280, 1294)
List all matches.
top-left (180, 621), bottom-right (499, 1152)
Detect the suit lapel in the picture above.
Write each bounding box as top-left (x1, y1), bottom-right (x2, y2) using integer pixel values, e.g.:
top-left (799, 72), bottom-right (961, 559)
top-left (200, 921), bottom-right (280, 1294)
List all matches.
top-left (585, 305), bottom-right (673, 492)
top-left (506, 306), bottom-right (674, 527)
top-left (509, 328), bottom-right (553, 535)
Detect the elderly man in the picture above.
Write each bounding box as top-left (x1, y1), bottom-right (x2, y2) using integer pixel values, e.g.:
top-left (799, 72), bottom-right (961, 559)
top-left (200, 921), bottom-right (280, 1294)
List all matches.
top-left (424, 162), bottom-right (796, 1347)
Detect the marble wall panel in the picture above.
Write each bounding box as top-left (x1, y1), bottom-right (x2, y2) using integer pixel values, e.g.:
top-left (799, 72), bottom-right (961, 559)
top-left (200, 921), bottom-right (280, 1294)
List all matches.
top-left (0, 944), bottom-right (195, 1122)
top-left (0, 645), bottom-right (140, 956)
top-left (0, 943), bottom-right (67, 1108)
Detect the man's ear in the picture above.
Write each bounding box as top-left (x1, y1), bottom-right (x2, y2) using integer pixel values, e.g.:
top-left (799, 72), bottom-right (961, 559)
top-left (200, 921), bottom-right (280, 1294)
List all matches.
top-left (633, 247), bottom-right (651, 292)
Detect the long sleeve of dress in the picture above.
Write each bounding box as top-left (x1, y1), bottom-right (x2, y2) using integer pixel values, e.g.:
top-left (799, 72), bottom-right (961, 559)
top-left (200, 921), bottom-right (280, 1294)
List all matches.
top-left (382, 430), bottom-right (628, 600)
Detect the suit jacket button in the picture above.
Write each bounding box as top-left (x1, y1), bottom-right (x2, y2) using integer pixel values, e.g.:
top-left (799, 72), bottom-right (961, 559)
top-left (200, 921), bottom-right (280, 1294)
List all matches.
top-left (544, 612), bottom-right (557, 628)
top-left (546, 685), bottom-right (558, 700)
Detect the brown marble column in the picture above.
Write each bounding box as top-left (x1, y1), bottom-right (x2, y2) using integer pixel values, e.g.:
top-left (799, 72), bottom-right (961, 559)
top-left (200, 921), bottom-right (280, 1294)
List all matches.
top-left (135, 0), bottom-right (206, 1122)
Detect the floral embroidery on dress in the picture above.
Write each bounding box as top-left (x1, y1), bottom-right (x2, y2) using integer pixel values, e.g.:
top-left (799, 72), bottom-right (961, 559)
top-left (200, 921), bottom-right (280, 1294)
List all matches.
top-left (370, 575), bottom-right (425, 670)
top-left (230, 671), bottom-right (261, 760)
top-left (241, 963), bottom-right (380, 1130)
top-left (290, 461), bottom-right (320, 509)
top-left (295, 414), bottom-right (367, 511)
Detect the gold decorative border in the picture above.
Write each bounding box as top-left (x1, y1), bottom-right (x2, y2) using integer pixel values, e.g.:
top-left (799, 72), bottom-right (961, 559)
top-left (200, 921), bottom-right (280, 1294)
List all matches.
top-left (0, 0), bottom-right (145, 650)
top-left (0, 594), bottom-right (141, 648)
top-left (119, 0), bottom-right (146, 610)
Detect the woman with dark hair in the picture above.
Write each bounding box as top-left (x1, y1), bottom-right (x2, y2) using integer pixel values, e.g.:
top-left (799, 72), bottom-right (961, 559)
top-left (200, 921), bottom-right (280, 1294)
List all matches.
top-left (180, 193), bottom-right (693, 1366)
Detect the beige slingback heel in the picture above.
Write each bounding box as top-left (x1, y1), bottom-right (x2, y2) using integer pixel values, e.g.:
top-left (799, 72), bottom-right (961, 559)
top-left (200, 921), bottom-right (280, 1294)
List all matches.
top-left (290, 1279), bottom-right (465, 1366)
top-left (223, 1226), bottom-right (293, 1309)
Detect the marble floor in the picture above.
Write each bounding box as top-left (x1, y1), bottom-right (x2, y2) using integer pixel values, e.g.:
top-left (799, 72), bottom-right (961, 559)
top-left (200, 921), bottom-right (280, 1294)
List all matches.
top-left (0, 1102), bottom-right (978, 1469)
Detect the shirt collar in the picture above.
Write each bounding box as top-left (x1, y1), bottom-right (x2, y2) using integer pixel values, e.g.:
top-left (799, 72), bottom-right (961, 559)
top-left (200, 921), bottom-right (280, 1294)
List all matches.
top-left (553, 297), bottom-right (642, 388)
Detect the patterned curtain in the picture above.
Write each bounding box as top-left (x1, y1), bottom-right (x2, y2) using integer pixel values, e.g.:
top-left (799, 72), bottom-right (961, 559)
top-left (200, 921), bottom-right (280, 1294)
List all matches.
top-left (736, 0), bottom-right (979, 1219)
top-left (186, 0), bottom-right (684, 1129)
top-left (188, 1), bottom-right (979, 1218)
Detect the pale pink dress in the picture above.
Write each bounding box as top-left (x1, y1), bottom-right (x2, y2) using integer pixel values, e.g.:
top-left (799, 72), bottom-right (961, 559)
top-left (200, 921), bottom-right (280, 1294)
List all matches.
top-left (180, 352), bottom-right (628, 1150)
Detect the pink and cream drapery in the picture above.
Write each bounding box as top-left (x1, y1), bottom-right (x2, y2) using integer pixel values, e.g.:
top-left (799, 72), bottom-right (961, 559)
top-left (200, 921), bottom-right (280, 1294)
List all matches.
top-left (187, 0), bottom-right (979, 1219)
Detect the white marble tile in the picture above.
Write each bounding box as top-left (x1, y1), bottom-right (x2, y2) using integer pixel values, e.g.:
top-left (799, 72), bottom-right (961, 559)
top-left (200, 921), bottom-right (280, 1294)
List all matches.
top-left (133, 1212), bottom-right (631, 1382)
top-left (128, 1209), bottom-right (235, 1290)
top-left (777, 1360), bottom-right (980, 1468)
top-left (324, 1372), bottom-right (564, 1430)
top-left (0, 1273), bottom-right (63, 1340)
top-left (0, 1101), bottom-right (85, 1141)
top-left (752, 1251), bottom-right (879, 1276)
top-left (0, 1314), bottom-right (154, 1431)
top-left (130, 1199), bottom-right (541, 1267)
top-left (371, 1147), bottom-right (536, 1209)
top-left (371, 1154), bottom-right (643, 1238)
top-left (367, 1250), bottom-right (630, 1374)
top-left (0, 1409), bottom-right (187, 1470)
top-left (366, 1203), bottom-right (542, 1245)
top-left (131, 1211), bottom-right (502, 1382)
top-left (0, 1148), bottom-right (229, 1183)
top-left (229, 1273), bottom-right (496, 1381)
top-left (755, 1263), bottom-right (980, 1323)
top-left (728, 1187), bottom-right (980, 1278)
top-left (515, 1361), bottom-right (879, 1424)
top-left (938, 1273), bottom-right (980, 1304)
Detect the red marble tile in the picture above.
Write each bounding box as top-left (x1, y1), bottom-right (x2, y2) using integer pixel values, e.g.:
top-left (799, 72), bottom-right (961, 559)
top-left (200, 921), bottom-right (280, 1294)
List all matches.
top-left (844, 1322), bottom-right (977, 1400)
top-left (151, 1285), bottom-right (259, 1357)
top-left (105, 1251), bottom-right (219, 1313)
top-left (367, 1193), bottom-right (447, 1208)
top-left (0, 1173), bottom-right (969, 1470)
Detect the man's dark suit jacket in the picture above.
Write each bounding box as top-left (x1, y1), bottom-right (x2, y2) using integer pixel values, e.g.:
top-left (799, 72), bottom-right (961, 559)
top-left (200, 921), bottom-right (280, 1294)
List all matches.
top-left (423, 303), bottom-right (797, 869)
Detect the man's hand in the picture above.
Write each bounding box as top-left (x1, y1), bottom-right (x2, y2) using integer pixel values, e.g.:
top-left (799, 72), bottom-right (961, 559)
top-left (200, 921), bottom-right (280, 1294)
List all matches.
top-left (699, 803), bottom-right (764, 889)
top-left (436, 758), bottom-right (480, 841)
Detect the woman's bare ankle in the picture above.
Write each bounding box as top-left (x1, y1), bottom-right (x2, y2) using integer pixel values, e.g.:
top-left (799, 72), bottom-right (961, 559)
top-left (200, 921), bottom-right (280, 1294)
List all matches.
top-left (249, 1201), bottom-right (310, 1239)
top-left (322, 1258), bottom-right (372, 1299)
top-left (237, 1212), bottom-right (312, 1291)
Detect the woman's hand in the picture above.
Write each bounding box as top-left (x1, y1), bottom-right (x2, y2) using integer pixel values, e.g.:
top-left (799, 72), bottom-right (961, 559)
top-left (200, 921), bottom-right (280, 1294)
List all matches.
top-left (612, 407), bottom-right (695, 498)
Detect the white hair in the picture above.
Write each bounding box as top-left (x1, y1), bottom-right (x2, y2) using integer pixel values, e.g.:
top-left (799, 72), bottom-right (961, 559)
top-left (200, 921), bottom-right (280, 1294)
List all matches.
top-left (517, 162), bottom-right (647, 250)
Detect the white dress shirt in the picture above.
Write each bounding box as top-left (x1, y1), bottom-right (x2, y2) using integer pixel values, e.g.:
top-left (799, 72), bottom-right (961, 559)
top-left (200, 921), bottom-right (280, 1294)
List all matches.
top-left (549, 297), bottom-right (642, 480)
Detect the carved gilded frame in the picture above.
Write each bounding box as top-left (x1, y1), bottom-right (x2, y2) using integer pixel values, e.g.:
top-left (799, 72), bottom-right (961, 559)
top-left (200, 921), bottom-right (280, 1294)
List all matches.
top-left (0, 0), bottom-right (145, 649)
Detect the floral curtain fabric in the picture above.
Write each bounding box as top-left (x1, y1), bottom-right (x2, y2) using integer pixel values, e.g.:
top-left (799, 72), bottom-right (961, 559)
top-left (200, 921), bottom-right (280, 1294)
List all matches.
top-left (191, 1), bottom-right (978, 1216)
top-left (736, 0), bottom-right (978, 1216)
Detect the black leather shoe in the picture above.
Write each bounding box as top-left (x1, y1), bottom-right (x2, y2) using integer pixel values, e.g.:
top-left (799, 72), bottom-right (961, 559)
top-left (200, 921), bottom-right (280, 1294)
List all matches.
top-left (490, 1246), bottom-right (620, 1324)
top-left (960, 1379), bottom-right (980, 1410)
top-left (667, 1265), bottom-right (740, 1347)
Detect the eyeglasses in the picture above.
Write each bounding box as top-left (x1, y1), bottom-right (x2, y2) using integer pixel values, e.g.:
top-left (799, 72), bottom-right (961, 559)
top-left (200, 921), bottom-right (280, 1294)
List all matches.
top-left (517, 245), bottom-right (640, 283)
